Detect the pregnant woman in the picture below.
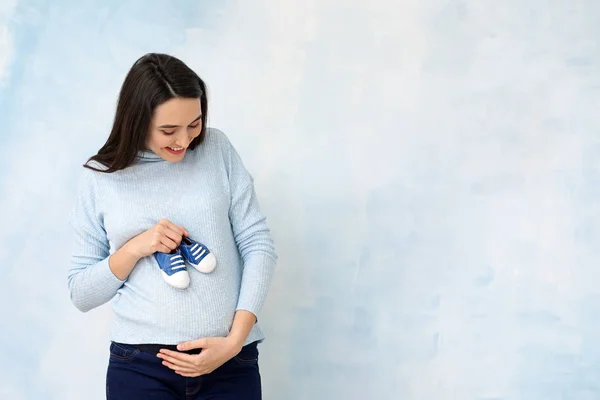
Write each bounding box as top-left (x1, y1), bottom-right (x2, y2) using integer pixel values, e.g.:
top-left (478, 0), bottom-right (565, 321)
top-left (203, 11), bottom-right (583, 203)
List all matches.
top-left (68, 52), bottom-right (277, 400)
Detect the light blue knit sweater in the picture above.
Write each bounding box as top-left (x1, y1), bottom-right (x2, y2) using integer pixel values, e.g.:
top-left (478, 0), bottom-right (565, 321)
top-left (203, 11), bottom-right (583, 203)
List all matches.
top-left (67, 128), bottom-right (277, 346)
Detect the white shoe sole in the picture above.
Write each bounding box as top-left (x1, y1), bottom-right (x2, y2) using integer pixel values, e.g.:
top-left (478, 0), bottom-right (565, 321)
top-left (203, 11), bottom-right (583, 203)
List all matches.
top-left (161, 270), bottom-right (190, 289)
top-left (188, 252), bottom-right (217, 274)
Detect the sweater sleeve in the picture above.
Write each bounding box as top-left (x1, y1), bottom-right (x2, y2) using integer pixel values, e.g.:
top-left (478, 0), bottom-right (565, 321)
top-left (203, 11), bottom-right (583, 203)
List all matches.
top-left (67, 168), bottom-right (125, 312)
top-left (224, 137), bottom-right (278, 318)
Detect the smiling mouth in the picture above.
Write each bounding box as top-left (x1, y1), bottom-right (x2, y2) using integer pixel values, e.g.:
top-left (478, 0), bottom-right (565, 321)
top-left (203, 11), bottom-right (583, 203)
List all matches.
top-left (165, 146), bottom-right (186, 154)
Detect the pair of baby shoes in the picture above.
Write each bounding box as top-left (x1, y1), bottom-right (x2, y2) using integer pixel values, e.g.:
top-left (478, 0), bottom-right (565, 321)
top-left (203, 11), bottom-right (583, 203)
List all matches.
top-left (154, 236), bottom-right (216, 289)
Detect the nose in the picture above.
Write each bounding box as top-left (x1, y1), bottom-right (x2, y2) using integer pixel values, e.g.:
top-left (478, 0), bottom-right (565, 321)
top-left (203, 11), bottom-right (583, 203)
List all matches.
top-left (174, 130), bottom-right (190, 148)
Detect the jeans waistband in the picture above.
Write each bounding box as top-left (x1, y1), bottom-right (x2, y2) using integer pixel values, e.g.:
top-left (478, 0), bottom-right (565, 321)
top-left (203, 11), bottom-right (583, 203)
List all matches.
top-left (117, 342), bottom-right (202, 355)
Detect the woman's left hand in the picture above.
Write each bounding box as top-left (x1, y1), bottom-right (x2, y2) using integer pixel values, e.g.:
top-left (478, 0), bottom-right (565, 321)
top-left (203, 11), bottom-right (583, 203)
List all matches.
top-left (157, 337), bottom-right (243, 377)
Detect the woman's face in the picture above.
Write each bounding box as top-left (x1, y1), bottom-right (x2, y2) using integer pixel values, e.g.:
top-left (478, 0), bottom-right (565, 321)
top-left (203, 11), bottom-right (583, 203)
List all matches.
top-left (146, 97), bottom-right (202, 162)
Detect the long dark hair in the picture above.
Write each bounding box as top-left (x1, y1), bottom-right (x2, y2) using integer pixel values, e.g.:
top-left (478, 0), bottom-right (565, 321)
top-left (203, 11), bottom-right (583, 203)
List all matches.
top-left (85, 53), bottom-right (208, 173)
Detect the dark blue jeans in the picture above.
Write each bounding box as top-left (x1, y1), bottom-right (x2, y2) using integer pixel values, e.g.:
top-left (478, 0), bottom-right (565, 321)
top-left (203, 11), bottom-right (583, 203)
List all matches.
top-left (106, 341), bottom-right (261, 399)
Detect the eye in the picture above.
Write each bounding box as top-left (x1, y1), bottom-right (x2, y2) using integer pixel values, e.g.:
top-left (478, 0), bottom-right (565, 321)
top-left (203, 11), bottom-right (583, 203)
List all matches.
top-left (189, 122), bottom-right (201, 129)
top-left (162, 130), bottom-right (176, 135)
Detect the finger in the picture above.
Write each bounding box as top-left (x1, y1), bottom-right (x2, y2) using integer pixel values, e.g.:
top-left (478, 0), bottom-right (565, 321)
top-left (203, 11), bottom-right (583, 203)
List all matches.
top-left (164, 220), bottom-right (187, 237)
top-left (157, 354), bottom-right (194, 370)
top-left (158, 218), bottom-right (171, 227)
top-left (161, 360), bottom-right (197, 374)
top-left (155, 244), bottom-right (172, 254)
top-left (158, 349), bottom-right (196, 365)
top-left (177, 338), bottom-right (208, 351)
top-left (160, 235), bottom-right (179, 250)
top-left (163, 227), bottom-right (184, 247)
top-left (162, 359), bottom-right (193, 371)
top-left (177, 371), bottom-right (202, 377)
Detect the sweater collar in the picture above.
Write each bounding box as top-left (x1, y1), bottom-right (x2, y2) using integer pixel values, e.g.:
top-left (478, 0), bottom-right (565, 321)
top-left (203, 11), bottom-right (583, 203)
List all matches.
top-left (137, 149), bottom-right (165, 163)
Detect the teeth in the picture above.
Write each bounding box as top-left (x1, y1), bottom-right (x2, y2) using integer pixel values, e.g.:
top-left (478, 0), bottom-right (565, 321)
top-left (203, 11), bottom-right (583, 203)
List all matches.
top-left (168, 147), bottom-right (184, 151)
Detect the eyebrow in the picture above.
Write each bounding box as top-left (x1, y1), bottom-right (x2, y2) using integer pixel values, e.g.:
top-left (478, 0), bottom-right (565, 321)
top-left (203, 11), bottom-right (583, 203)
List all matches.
top-left (158, 114), bottom-right (202, 129)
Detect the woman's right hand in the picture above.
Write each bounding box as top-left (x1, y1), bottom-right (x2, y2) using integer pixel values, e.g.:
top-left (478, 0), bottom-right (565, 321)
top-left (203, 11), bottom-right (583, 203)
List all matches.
top-left (127, 219), bottom-right (188, 259)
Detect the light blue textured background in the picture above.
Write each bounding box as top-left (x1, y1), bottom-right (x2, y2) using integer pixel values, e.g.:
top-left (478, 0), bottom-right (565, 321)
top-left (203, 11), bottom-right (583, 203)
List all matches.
top-left (1, 1), bottom-right (599, 399)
